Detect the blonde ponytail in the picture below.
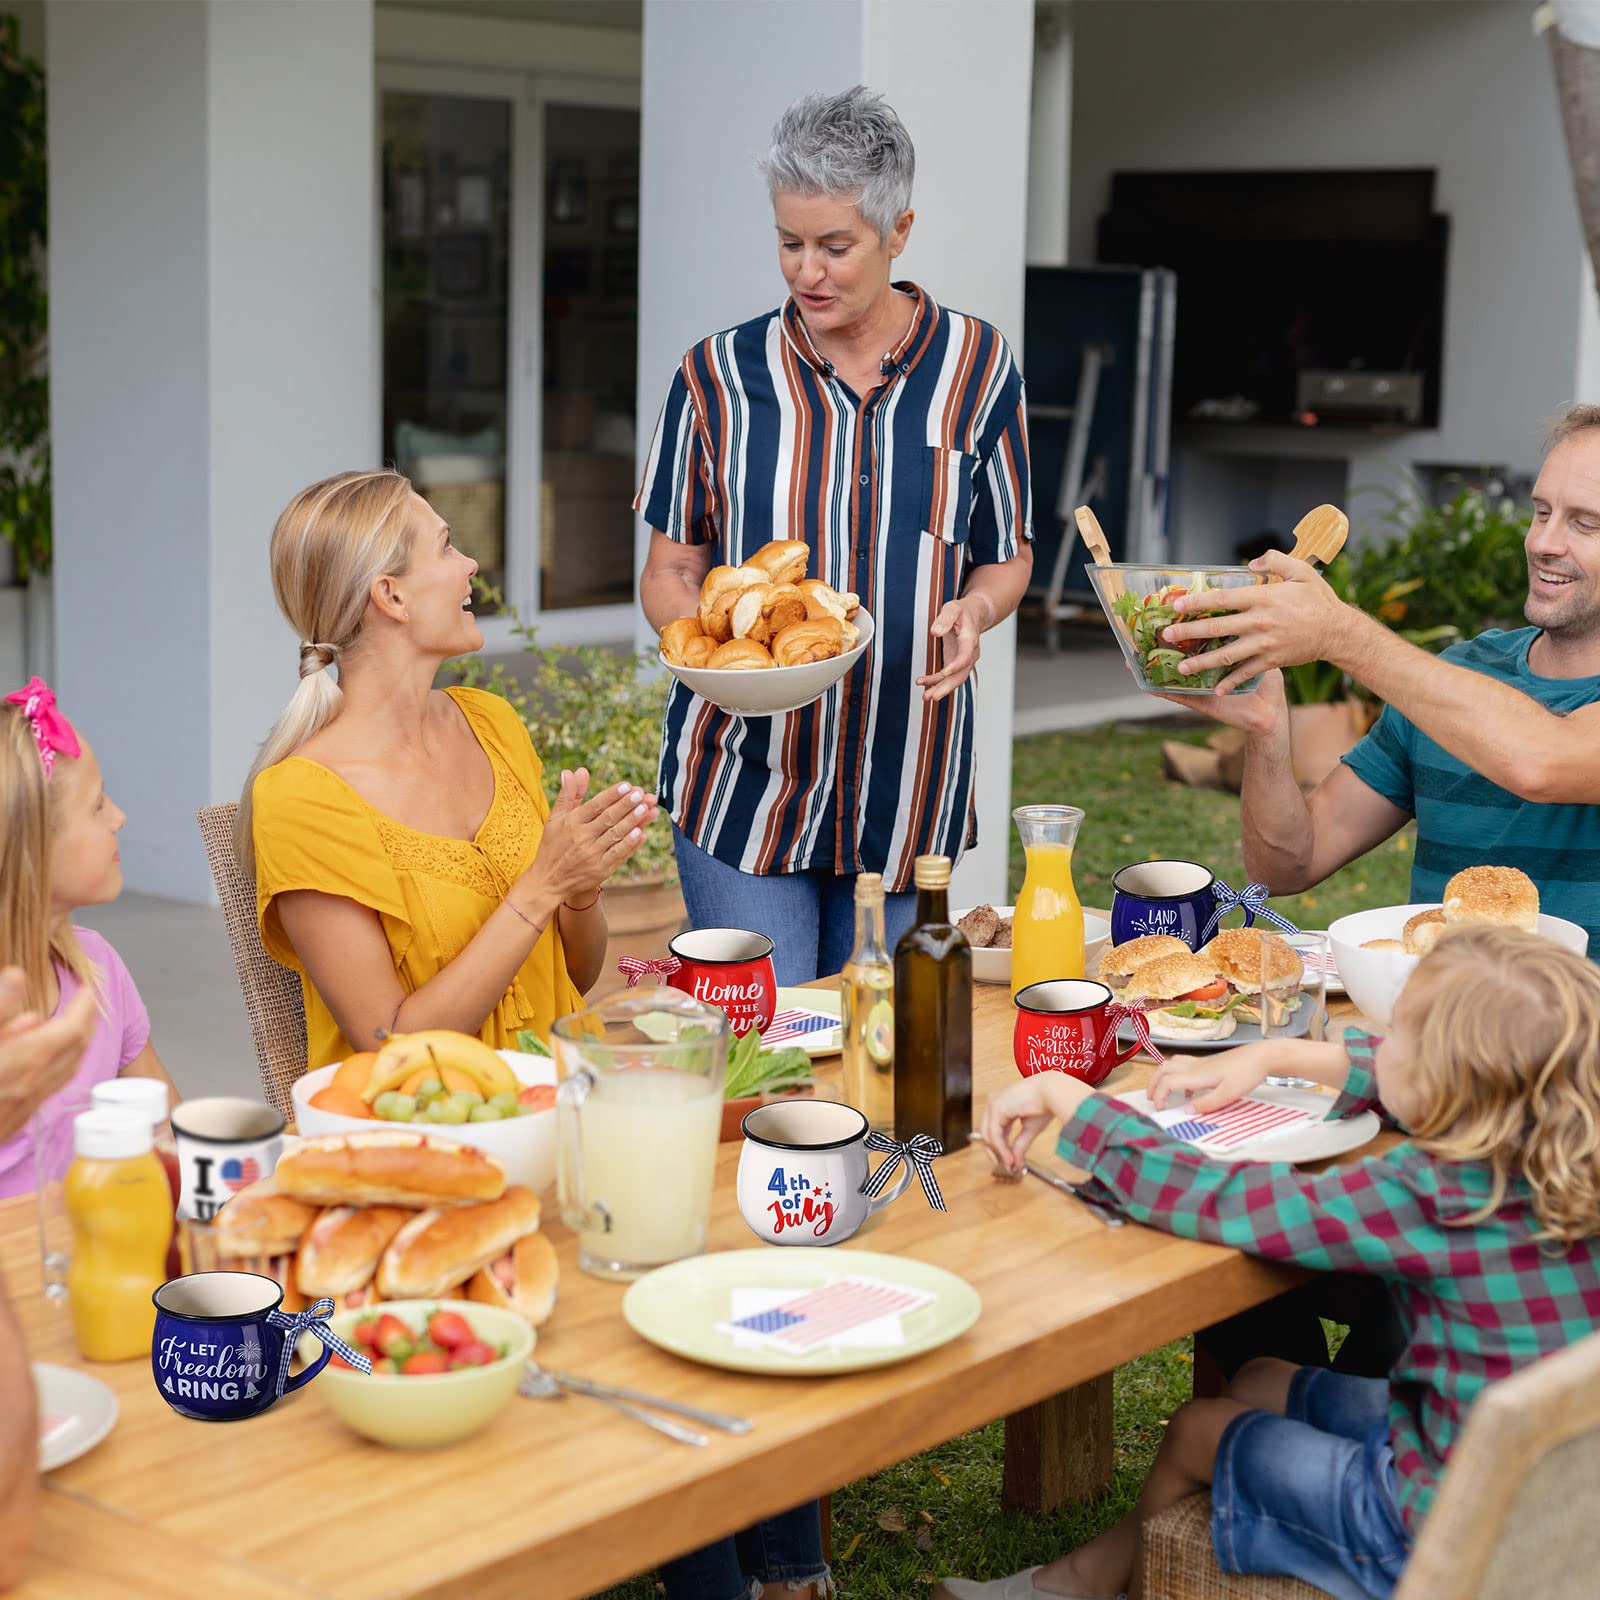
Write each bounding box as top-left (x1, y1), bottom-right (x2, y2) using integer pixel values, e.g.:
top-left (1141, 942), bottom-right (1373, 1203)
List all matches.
top-left (235, 470), bottom-right (417, 871)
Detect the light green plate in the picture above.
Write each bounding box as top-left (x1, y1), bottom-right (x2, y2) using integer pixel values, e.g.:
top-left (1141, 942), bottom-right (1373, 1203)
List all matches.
top-left (767, 986), bottom-right (842, 1058)
top-left (622, 1247), bottom-right (981, 1375)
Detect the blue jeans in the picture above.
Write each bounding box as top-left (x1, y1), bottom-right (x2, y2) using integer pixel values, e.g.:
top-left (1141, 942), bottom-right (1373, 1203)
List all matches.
top-left (1212, 1367), bottom-right (1412, 1600)
top-left (658, 1500), bottom-right (834, 1600)
top-left (672, 822), bottom-right (918, 984)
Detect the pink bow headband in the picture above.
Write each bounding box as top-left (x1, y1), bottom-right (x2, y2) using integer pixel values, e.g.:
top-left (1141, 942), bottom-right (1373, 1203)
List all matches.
top-left (4, 677), bottom-right (81, 780)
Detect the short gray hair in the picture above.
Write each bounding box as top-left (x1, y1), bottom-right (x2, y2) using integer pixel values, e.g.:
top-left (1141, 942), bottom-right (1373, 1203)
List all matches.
top-left (759, 86), bottom-right (915, 239)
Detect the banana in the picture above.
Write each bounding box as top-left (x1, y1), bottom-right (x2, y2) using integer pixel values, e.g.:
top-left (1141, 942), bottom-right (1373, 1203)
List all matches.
top-left (361, 1031), bottom-right (516, 1102)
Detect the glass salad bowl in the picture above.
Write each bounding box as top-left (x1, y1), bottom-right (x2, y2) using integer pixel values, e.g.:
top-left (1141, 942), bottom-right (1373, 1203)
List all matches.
top-left (1086, 564), bottom-right (1264, 696)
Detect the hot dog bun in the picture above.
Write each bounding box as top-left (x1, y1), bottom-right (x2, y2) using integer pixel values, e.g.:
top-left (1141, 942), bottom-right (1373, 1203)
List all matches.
top-left (706, 638), bottom-right (774, 670)
top-left (376, 1185), bottom-right (542, 1300)
top-left (295, 1205), bottom-right (411, 1298)
top-left (740, 539), bottom-right (809, 587)
top-left (698, 565), bottom-right (764, 643)
top-left (274, 1132), bottom-right (507, 1209)
top-left (731, 582), bottom-right (809, 646)
top-left (796, 578), bottom-right (860, 622)
top-left (213, 1178), bottom-right (319, 1259)
top-left (466, 1230), bottom-right (559, 1327)
top-left (771, 616), bottom-right (844, 666)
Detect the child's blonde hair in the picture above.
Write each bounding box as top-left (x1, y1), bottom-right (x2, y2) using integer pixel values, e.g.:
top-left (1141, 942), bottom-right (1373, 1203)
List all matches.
top-left (0, 704), bottom-right (99, 1014)
top-left (1402, 925), bottom-right (1600, 1244)
top-left (234, 470), bottom-right (418, 871)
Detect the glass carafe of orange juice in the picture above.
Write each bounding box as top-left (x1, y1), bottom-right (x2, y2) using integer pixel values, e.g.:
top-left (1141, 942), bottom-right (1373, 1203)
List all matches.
top-left (1011, 805), bottom-right (1086, 998)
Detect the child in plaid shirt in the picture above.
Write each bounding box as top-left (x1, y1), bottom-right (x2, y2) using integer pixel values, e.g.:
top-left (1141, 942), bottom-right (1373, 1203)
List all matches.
top-left (943, 926), bottom-right (1600, 1600)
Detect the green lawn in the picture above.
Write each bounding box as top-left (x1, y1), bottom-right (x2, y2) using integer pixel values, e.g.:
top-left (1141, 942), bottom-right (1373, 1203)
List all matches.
top-left (594, 716), bottom-right (1412, 1598)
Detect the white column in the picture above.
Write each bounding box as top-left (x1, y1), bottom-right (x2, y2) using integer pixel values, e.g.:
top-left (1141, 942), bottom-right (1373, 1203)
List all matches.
top-left (1027, 0), bottom-right (1073, 267)
top-left (49, 0), bottom-right (376, 902)
top-left (636, 0), bottom-right (1036, 906)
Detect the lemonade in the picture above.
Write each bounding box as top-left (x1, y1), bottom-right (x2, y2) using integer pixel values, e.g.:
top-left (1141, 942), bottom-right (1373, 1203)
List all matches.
top-left (1011, 833), bottom-right (1086, 998)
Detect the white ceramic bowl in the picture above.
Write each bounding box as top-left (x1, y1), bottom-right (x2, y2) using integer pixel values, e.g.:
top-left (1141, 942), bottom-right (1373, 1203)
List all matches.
top-left (291, 1050), bottom-right (557, 1193)
top-left (1329, 903), bottom-right (1590, 1027)
top-left (952, 907), bottom-right (1113, 986)
top-left (661, 611), bottom-right (874, 716)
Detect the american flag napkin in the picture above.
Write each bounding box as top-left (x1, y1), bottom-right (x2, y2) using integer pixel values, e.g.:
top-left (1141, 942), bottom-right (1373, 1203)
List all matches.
top-left (762, 1007), bottom-right (841, 1047)
top-left (717, 1277), bottom-right (934, 1353)
top-left (1149, 1095), bottom-right (1318, 1152)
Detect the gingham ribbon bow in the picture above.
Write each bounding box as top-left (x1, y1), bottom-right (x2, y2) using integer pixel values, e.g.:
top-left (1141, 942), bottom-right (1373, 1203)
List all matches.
top-left (266, 1300), bottom-right (371, 1395)
top-left (617, 955), bottom-right (681, 986)
top-left (3, 677), bottom-right (80, 780)
top-left (1200, 881), bottom-right (1300, 944)
top-left (1105, 1002), bottom-right (1165, 1065)
top-left (861, 1132), bottom-right (946, 1213)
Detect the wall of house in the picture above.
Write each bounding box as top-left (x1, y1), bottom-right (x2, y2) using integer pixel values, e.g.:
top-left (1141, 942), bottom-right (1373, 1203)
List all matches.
top-left (1070, 0), bottom-right (1595, 555)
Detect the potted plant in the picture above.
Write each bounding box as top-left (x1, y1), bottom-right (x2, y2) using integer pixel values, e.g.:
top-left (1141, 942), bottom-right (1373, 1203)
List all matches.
top-left (454, 590), bottom-right (686, 995)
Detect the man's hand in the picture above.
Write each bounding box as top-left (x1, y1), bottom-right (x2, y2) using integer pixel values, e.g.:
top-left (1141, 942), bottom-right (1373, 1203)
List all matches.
top-left (0, 968), bottom-right (98, 1145)
top-left (1161, 551), bottom-right (1352, 694)
top-left (918, 594), bottom-right (992, 703)
top-left (1156, 668), bottom-right (1290, 737)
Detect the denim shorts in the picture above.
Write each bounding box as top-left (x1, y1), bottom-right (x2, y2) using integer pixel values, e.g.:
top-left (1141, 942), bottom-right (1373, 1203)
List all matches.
top-left (1212, 1367), bottom-right (1413, 1600)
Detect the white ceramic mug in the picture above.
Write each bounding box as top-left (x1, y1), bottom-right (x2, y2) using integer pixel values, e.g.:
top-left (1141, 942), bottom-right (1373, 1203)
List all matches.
top-left (736, 1101), bottom-right (914, 1246)
top-left (170, 1098), bottom-right (285, 1222)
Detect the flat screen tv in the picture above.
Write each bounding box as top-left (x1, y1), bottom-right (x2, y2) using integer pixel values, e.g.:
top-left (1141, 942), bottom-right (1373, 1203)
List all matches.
top-left (1097, 169), bottom-right (1448, 430)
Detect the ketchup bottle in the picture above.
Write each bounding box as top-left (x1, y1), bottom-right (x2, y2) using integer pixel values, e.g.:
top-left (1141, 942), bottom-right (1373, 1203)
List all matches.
top-left (92, 1078), bottom-right (181, 1280)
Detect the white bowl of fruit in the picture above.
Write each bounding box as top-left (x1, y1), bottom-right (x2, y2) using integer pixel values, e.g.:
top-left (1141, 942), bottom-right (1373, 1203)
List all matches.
top-left (291, 1029), bottom-right (557, 1194)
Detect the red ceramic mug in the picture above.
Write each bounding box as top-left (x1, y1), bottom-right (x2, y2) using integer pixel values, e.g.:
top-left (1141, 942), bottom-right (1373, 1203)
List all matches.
top-left (665, 928), bottom-right (777, 1036)
top-left (1013, 980), bottom-right (1145, 1086)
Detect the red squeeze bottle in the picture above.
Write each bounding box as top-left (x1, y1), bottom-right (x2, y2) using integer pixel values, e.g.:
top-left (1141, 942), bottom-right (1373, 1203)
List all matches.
top-left (91, 1079), bottom-right (183, 1280)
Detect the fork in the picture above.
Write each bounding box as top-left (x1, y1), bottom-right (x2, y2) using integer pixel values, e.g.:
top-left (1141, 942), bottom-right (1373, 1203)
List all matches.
top-left (967, 1133), bottom-right (1123, 1227)
top-left (518, 1361), bottom-right (711, 1446)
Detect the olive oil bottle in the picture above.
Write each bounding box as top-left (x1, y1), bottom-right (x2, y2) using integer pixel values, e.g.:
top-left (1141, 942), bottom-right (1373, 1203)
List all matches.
top-left (892, 855), bottom-right (972, 1149)
top-left (841, 873), bottom-right (895, 1131)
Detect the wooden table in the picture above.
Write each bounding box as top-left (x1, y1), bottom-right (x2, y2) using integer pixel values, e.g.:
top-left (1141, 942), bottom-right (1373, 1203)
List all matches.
top-left (11, 981), bottom-right (1372, 1600)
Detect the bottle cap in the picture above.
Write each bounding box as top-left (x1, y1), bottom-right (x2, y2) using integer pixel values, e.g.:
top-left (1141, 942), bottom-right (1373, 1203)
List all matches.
top-left (92, 1078), bottom-right (170, 1130)
top-left (74, 1108), bottom-right (154, 1162)
top-left (913, 855), bottom-right (952, 890)
top-left (855, 872), bottom-right (884, 903)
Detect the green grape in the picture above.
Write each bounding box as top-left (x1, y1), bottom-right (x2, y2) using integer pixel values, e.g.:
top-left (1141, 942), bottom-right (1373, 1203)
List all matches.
top-left (488, 1092), bottom-right (518, 1115)
top-left (435, 1098), bottom-right (470, 1125)
top-left (513, 1101), bottom-right (540, 1117)
top-left (373, 1092), bottom-right (417, 1122)
top-left (451, 1090), bottom-right (485, 1109)
top-left (423, 1097), bottom-right (452, 1123)
top-left (415, 1077), bottom-right (444, 1102)
top-left (468, 1103), bottom-right (503, 1122)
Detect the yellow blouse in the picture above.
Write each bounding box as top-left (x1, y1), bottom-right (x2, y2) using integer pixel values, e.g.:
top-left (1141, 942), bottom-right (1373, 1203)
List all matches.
top-left (252, 687), bottom-right (584, 1071)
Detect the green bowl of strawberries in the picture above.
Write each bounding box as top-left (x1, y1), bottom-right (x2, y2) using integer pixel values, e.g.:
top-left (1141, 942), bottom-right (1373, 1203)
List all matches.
top-left (317, 1300), bottom-right (533, 1448)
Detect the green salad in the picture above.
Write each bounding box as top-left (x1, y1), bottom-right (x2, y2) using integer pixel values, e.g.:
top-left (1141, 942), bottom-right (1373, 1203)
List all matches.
top-left (1111, 572), bottom-right (1239, 691)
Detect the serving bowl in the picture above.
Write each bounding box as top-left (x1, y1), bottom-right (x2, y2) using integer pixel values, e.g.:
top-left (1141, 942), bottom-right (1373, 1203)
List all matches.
top-left (1086, 564), bottom-right (1262, 696)
top-left (661, 611), bottom-right (874, 717)
top-left (317, 1299), bottom-right (532, 1448)
top-left (291, 1050), bottom-right (557, 1193)
top-left (1329, 903), bottom-right (1590, 1027)
top-left (952, 908), bottom-right (1112, 986)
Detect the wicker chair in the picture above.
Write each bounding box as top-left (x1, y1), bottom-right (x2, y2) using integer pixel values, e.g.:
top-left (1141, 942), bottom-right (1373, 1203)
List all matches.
top-left (1140, 1328), bottom-right (1600, 1599)
top-left (195, 803), bottom-right (307, 1120)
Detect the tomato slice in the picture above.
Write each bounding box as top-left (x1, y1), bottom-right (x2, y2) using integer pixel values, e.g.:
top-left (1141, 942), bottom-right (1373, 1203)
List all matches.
top-left (1177, 979), bottom-right (1229, 1004)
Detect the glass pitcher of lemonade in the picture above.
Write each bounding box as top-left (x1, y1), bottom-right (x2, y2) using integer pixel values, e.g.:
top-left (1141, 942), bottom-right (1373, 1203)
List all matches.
top-left (1011, 805), bottom-right (1086, 998)
top-left (553, 991), bottom-right (729, 1281)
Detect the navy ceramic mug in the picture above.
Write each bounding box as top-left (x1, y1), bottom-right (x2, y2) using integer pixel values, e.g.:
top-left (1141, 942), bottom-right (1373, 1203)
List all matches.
top-left (152, 1272), bottom-right (336, 1421)
top-left (1110, 860), bottom-right (1254, 950)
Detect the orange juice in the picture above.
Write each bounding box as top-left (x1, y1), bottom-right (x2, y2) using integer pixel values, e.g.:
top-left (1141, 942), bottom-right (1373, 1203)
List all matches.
top-left (1011, 842), bottom-right (1086, 997)
top-left (65, 1110), bottom-right (173, 1362)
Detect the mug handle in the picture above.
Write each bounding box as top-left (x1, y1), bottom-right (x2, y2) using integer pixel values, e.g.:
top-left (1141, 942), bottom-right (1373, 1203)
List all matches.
top-left (280, 1335), bottom-right (333, 1395)
top-left (1100, 1036), bottom-right (1145, 1075)
top-left (862, 1156), bottom-right (915, 1215)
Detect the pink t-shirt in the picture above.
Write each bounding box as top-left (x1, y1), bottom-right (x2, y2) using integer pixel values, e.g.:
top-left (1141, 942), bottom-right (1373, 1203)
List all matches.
top-left (0, 927), bottom-right (151, 1199)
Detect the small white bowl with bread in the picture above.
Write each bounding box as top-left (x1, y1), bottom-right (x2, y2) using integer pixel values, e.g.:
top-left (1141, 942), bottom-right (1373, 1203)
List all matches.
top-left (953, 904), bottom-right (1113, 985)
top-left (1329, 868), bottom-right (1588, 1027)
top-left (658, 539), bottom-right (874, 716)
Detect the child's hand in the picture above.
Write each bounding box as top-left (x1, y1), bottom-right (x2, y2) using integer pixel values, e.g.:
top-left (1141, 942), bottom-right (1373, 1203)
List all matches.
top-left (1149, 1042), bottom-right (1279, 1113)
top-left (977, 1072), bottom-right (1092, 1175)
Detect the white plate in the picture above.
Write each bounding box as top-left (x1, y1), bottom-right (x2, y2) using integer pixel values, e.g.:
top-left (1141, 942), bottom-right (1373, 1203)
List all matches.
top-left (952, 907), bottom-right (1113, 986)
top-left (1119, 998), bottom-right (1319, 1053)
top-left (766, 987), bottom-right (842, 1058)
top-left (661, 611), bottom-right (874, 717)
top-left (34, 1363), bottom-right (119, 1472)
top-left (1114, 1084), bottom-right (1381, 1165)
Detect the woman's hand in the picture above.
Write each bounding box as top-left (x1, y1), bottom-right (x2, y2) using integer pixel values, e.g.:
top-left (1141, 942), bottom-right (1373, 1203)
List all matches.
top-left (976, 1071), bottom-right (1092, 1175)
top-left (514, 770), bottom-right (660, 917)
top-left (0, 968), bottom-right (98, 1144)
top-left (917, 594), bottom-right (992, 703)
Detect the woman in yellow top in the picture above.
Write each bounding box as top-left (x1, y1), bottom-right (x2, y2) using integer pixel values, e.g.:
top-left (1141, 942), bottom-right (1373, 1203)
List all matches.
top-left (239, 470), bottom-right (658, 1070)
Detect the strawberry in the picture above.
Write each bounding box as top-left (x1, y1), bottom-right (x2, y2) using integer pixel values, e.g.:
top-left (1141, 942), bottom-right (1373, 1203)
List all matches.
top-left (350, 1315), bottom-right (380, 1350)
top-left (371, 1357), bottom-right (399, 1376)
top-left (517, 1084), bottom-right (556, 1111)
top-left (448, 1339), bottom-right (497, 1369)
top-left (401, 1349), bottom-right (451, 1376)
top-left (427, 1310), bottom-right (475, 1351)
top-left (371, 1313), bottom-right (415, 1360)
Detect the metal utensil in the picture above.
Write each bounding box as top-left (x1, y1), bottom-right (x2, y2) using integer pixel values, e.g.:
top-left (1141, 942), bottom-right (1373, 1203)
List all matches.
top-left (541, 1369), bottom-right (752, 1435)
top-left (967, 1133), bottom-right (1122, 1227)
top-left (1283, 504), bottom-right (1349, 569)
top-left (519, 1361), bottom-right (709, 1446)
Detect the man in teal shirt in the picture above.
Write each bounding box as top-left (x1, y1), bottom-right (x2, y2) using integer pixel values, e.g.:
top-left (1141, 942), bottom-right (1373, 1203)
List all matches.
top-left (1160, 404), bottom-right (1600, 951)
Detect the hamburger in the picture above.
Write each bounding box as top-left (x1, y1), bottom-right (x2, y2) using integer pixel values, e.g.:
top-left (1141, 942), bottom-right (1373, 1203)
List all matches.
top-left (1098, 935), bottom-right (1193, 990)
top-left (1112, 950), bottom-right (1245, 1042)
top-left (1205, 928), bottom-right (1305, 1026)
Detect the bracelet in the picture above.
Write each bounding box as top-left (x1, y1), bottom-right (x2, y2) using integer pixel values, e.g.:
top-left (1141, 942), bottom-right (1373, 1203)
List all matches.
top-left (563, 889), bottom-right (603, 914)
top-left (505, 900), bottom-right (546, 935)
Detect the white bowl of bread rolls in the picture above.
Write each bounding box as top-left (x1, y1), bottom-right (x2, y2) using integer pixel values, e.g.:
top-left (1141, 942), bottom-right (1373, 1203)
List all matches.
top-left (1329, 867), bottom-right (1588, 1026)
top-left (658, 538), bottom-right (874, 716)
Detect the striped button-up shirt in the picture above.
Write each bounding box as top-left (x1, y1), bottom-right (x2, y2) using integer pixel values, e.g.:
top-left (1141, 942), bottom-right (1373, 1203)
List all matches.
top-left (635, 283), bottom-right (1032, 893)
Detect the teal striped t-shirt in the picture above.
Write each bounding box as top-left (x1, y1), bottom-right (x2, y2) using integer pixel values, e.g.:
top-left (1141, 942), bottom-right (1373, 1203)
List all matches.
top-left (1342, 627), bottom-right (1600, 954)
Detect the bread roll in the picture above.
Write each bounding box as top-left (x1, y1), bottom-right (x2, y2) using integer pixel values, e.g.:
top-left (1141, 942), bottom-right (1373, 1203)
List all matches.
top-left (466, 1231), bottom-right (559, 1327)
top-left (377, 1186), bottom-right (542, 1300)
top-left (771, 617), bottom-right (844, 666)
top-left (1442, 866), bottom-right (1539, 931)
top-left (1206, 927), bottom-right (1303, 996)
top-left (698, 566), bottom-right (763, 643)
top-left (274, 1132), bottom-right (507, 1209)
top-left (660, 617), bottom-right (711, 667)
top-left (1402, 909), bottom-right (1448, 956)
top-left (1361, 938), bottom-right (1406, 952)
top-left (732, 582), bottom-right (810, 646)
top-left (740, 539), bottom-right (809, 586)
top-left (797, 578), bottom-right (860, 623)
top-left (706, 638), bottom-right (773, 670)
top-left (295, 1205), bottom-right (411, 1298)
top-left (214, 1179), bottom-right (318, 1259)
top-left (1097, 935), bottom-right (1193, 988)
top-left (681, 634), bottom-right (716, 668)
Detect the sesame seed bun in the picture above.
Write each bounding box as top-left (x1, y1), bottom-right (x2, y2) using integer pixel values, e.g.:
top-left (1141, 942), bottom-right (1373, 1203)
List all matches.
top-left (1098, 935), bottom-right (1193, 987)
top-left (1122, 951), bottom-right (1222, 1003)
top-left (1402, 908), bottom-right (1447, 956)
top-left (1144, 1007), bottom-right (1239, 1043)
top-left (1361, 938), bottom-right (1407, 952)
top-left (1205, 927), bottom-right (1303, 994)
top-left (1442, 866), bottom-right (1539, 931)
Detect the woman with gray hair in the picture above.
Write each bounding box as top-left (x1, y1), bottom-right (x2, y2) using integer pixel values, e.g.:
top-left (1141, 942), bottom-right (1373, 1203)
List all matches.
top-left (638, 85), bottom-right (1034, 983)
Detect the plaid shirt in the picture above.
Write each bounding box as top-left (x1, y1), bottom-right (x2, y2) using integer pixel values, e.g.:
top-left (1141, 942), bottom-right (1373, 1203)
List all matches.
top-left (1058, 1031), bottom-right (1600, 1535)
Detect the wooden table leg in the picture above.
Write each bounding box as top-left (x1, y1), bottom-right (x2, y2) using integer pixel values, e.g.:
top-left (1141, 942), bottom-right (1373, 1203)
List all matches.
top-left (1002, 1373), bottom-right (1114, 1512)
